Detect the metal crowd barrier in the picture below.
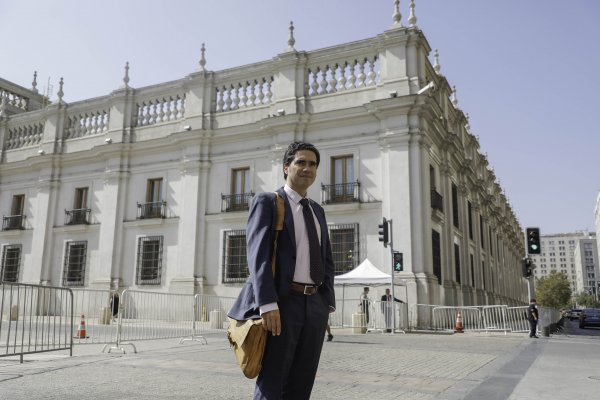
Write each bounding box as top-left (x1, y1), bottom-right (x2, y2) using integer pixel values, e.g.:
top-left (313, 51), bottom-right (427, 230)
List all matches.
top-left (506, 306), bottom-right (530, 333)
top-left (71, 288), bottom-right (118, 344)
top-left (369, 301), bottom-right (408, 333)
top-left (0, 281), bottom-right (73, 363)
top-left (104, 290), bottom-right (197, 353)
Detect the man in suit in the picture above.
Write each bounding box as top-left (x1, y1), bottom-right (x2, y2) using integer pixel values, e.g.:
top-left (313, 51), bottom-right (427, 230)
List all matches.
top-left (380, 288), bottom-right (404, 332)
top-left (228, 141), bottom-right (336, 399)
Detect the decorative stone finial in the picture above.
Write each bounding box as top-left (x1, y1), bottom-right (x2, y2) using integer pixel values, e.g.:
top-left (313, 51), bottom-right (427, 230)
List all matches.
top-left (392, 0), bottom-right (402, 26)
top-left (199, 43), bottom-right (206, 71)
top-left (32, 71), bottom-right (39, 93)
top-left (451, 85), bottom-right (458, 107)
top-left (57, 77), bottom-right (64, 103)
top-left (287, 21), bottom-right (296, 51)
top-left (123, 62), bottom-right (130, 88)
top-left (465, 113), bottom-right (471, 131)
top-left (433, 49), bottom-right (441, 75)
top-left (408, 0), bottom-right (417, 27)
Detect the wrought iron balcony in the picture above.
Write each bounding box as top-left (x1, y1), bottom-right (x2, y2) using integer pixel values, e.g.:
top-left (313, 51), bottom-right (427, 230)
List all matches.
top-left (64, 208), bottom-right (91, 225)
top-left (2, 215), bottom-right (25, 231)
top-left (431, 188), bottom-right (443, 212)
top-left (221, 192), bottom-right (254, 212)
top-left (321, 181), bottom-right (360, 204)
top-left (137, 201), bottom-right (167, 219)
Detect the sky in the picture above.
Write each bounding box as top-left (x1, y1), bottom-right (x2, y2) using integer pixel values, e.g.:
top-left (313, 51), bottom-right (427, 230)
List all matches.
top-left (2, 0), bottom-right (599, 235)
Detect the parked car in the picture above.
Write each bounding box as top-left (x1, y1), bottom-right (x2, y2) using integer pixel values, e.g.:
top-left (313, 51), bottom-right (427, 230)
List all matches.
top-left (568, 309), bottom-right (582, 320)
top-left (579, 308), bottom-right (600, 329)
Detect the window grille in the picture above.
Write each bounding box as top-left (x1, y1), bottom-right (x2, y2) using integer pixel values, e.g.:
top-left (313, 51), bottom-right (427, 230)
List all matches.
top-left (223, 229), bottom-right (248, 283)
top-left (328, 223), bottom-right (359, 275)
top-left (1, 244), bottom-right (22, 282)
top-left (63, 241), bottom-right (87, 286)
top-left (136, 236), bottom-right (163, 285)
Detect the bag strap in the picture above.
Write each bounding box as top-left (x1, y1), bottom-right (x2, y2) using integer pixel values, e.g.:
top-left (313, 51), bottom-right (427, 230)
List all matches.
top-left (271, 192), bottom-right (285, 276)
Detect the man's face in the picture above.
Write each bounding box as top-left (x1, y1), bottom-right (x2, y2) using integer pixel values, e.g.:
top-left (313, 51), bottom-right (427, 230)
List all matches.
top-left (284, 149), bottom-right (318, 196)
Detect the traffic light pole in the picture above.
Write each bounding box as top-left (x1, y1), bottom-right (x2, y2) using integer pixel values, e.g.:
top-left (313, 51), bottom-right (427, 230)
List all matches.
top-left (386, 219), bottom-right (397, 334)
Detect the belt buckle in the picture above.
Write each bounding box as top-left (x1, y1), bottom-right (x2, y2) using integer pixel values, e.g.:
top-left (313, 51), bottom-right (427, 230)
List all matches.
top-left (303, 285), bottom-right (315, 295)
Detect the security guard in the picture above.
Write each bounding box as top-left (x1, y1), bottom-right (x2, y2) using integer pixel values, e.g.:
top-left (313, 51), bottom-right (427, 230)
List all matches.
top-left (527, 298), bottom-right (539, 338)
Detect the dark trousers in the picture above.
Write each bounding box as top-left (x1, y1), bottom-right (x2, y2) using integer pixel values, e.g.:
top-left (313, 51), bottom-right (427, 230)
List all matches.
top-left (254, 290), bottom-right (329, 400)
top-left (529, 319), bottom-right (538, 337)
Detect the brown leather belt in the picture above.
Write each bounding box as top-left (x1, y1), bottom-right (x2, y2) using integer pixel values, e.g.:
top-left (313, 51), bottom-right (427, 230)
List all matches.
top-left (291, 282), bottom-right (319, 295)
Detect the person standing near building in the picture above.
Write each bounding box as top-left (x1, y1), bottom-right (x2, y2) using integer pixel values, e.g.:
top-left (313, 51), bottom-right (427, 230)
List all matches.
top-left (360, 287), bottom-right (371, 324)
top-left (109, 291), bottom-right (119, 322)
top-left (380, 288), bottom-right (404, 332)
top-left (228, 141), bottom-right (336, 399)
top-left (527, 298), bottom-right (539, 338)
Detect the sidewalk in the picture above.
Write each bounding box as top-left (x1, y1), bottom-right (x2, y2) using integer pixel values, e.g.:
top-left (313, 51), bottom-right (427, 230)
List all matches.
top-left (0, 328), bottom-right (597, 399)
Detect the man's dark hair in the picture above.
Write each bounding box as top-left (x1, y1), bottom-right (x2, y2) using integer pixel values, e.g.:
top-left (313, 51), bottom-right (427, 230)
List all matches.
top-left (282, 141), bottom-right (320, 179)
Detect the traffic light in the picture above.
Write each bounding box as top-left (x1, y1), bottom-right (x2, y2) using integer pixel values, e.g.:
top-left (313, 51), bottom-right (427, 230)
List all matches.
top-left (526, 227), bottom-right (541, 255)
top-left (393, 252), bottom-right (403, 272)
top-left (522, 258), bottom-right (533, 278)
top-left (378, 218), bottom-right (389, 248)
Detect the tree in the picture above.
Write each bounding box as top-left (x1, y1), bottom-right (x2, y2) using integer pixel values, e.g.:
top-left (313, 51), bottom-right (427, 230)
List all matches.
top-left (574, 292), bottom-right (600, 308)
top-left (534, 272), bottom-right (571, 309)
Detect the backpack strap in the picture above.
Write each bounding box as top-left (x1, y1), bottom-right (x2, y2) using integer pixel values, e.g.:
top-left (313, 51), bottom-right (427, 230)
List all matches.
top-left (271, 192), bottom-right (285, 276)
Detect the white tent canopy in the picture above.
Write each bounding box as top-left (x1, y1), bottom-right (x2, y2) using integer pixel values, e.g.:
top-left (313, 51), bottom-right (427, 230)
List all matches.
top-left (335, 258), bottom-right (404, 286)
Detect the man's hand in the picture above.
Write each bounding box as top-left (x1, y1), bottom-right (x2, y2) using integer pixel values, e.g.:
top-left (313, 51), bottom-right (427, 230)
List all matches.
top-left (261, 309), bottom-right (281, 336)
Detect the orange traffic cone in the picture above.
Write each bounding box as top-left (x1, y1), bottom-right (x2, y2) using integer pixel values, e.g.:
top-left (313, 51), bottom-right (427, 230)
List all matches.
top-left (74, 314), bottom-right (89, 338)
top-left (454, 312), bottom-right (464, 333)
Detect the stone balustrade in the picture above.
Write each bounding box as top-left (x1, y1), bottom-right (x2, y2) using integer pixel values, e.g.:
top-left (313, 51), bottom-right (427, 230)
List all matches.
top-left (0, 27), bottom-right (439, 162)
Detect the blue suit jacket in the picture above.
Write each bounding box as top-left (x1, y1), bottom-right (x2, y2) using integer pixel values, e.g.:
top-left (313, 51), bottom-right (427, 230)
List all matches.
top-left (228, 187), bottom-right (336, 320)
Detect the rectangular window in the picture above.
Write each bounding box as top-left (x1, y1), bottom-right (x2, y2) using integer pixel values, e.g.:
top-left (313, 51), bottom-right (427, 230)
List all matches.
top-left (489, 227), bottom-right (493, 256)
top-left (1, 244), bottom-right (22, 282)
top-left (136, 236), bottom-right (163, 285)
top-left (146, 178), bottom-right (163, 203)
top-left (222, 230), bottom-right (248, 283)
top-left (231, 167), bottom-right (250, 194)
top-left (74, 187), bottom-right (89, 209)
top-left (11, 194), bottom-right (25, 216)
top-left (479, 216), bottom-right (485, 249)
top-left (470, 254), bottom-right (475, 287)
top-left (4, 195), bottom-right (25, 230)
top-left (329, 155), bottom-right (355, 202)
top-left (432, 230), bottom-right (441, 285)
top-left (467, 201), bottom-right (473, 240)
top-left (481, 261), bottom-right (486, 290)
top-left (454, 243), bottom-right (461, 284)
top-left (329, 223), bottom-right (359, 275)
top-left (429, 165), bottom-right (436, 189)
top-left (451, 183), bottom-right (459, 228)
top-left (63, 241), bottom-right (87, 286)
top-left (140, 178), bottom-right (165, 218)
top-left (332, 155), bottom-right (354, 185)
top-left (227, 168), bottom-right (252, 211)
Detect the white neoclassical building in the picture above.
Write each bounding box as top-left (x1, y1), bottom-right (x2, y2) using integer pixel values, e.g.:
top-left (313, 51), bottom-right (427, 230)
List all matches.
top-left (0, 6), bottom-right (527, 306)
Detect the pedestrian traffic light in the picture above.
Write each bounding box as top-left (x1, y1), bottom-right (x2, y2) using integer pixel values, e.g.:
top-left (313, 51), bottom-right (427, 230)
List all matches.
top-left (378, 218), bottom-right (389, 248)
top-left (393, 252), bottom-right (403, 272)
top-left (526, 228), bottom-right (541, 254)
top-left (522, 258), bottom-right (533, 278)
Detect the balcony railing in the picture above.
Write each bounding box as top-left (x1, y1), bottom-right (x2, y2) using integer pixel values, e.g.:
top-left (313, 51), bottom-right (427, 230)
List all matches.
top-left (64, 208), bottom-right (91, 225)
top-left (2, 215), bottom-right (25, 231)
top-left (322, 181), bottom-right (360, 204)
top-left (221, 192), bottom-right (254, 212)
top-left (137, 201), bottom-right (167, 219)
top-left (431, 189), bottom-right (443, 212)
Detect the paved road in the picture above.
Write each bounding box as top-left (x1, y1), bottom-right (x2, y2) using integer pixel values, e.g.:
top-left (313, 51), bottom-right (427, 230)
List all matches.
top-left (0, 321), bottom-right (598, 399)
